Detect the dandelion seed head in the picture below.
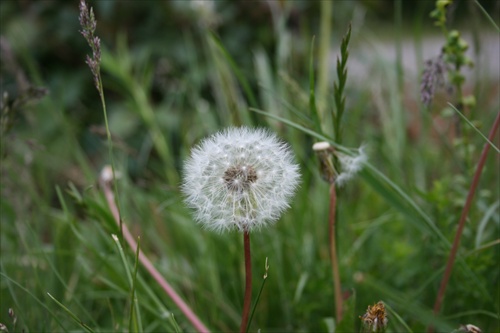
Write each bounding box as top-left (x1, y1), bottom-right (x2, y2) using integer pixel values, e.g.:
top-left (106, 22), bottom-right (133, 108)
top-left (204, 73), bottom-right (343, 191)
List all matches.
top-left (182, 127), bottom-right (300, 233)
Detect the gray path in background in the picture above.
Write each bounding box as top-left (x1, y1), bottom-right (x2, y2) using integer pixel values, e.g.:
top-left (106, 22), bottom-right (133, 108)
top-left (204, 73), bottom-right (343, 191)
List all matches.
top-left (335, 32), bottom-right (499, 87)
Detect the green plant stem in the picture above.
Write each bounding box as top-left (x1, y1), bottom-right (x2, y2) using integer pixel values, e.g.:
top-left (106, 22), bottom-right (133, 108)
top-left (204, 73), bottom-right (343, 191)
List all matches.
top-left (429, 111), bottom-right (500, 332)
top-left (474, 0), bottom-right (500, 32)
top-left (240, 231), bottom-right (252, 333)
top-left (448, 102), bottom-right (500, 153)
top-left (98, 75), bottom-right (123, 238)
top-left (329, 183), bottom-right (343, 322)
top-left (318, 0), bottom-right (332, 106)
top-left (246, 258), bottom-right (269, 332)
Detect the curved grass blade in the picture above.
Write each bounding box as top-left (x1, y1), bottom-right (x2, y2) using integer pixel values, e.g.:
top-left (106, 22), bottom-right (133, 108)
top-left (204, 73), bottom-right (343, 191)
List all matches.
top-left (384, 302), bottom-right (413, 333)
top-left (208, 32), bottom-right (258, 108)
top-left (47, 293), bottom-right (95, 333)
top-left (448, 103), bottom-right (500, 153)
top-left (246, 257), bottom-right (269, 332)
top-left (128, 236), bottom-right (143, 333)
top-left (474, 0), bottom-right (500, 32)
top-left (249, 107), bottom-right (347, 151)
top-left (0, 271), bottom-right (67, 332)
top-left (111, 234), bottom-right (143, 333)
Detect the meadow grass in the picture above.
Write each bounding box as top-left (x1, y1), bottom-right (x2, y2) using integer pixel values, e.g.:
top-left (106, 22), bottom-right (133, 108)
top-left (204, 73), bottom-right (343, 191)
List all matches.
top-left (1, 1), bottom-right (499, 332)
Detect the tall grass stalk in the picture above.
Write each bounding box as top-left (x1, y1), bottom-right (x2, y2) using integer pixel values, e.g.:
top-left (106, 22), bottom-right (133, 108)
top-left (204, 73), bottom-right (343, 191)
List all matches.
top-left (79, 0), bottom-right (123, 237)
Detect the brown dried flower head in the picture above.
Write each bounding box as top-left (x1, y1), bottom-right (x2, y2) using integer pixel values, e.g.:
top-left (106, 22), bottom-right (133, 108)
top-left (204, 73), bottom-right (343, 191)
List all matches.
top-left (360, 301), bottom-right (388, 333)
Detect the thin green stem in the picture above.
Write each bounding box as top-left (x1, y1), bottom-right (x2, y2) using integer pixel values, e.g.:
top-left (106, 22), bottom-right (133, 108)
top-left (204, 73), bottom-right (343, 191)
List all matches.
top-left (246, 258), bottom-right (269, 332)
top-left (474, 0), bottom-right (500, 32)
top-left (98, 75), bottom-right (123, 238)
top-left (448, 102), bottom-right (500, 153)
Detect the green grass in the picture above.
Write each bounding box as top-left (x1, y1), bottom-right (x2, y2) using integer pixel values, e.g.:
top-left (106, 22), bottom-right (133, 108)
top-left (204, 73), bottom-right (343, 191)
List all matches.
top-left (1, 1), bottom-right (499, 332)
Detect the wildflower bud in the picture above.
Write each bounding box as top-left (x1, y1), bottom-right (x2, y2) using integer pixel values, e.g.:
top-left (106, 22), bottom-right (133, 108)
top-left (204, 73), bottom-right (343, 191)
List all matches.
top-left (313, 142), bottom-right (336, 184)
top-left (182, 127), bottom-right (300, 233)
top-left (360, 301), bottom-right (388, 333)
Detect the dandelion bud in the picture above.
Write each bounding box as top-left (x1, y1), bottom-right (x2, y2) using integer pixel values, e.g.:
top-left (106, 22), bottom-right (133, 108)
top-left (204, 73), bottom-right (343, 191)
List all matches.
top-left (313, 141), bottom-right (336, 184)
top-left (182, 127), bottom-right (300, 233)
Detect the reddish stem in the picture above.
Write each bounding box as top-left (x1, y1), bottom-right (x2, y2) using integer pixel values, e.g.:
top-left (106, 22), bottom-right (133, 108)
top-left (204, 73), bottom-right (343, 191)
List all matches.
top-left (100, 178), bottom-right (210, 333)
top-left (429, 111), bottom-right (499, 332)
top-left (329, 183), bottom-right (343, 322)
top-left (240, 231), bottom-right (252, 333)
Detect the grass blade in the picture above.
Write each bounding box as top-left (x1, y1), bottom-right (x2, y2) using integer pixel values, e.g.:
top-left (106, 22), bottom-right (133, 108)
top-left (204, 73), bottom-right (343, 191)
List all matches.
top-left (208, 32), bottom-right (258, 109)
top-left (308, 36), bottom-right (323, 134)
top-left (0, 270), bottom-right (67, 332)
top-left (128, 236), bottom-right (143, 333)
top-left (246, 257), bottom-right (269, 332)
top-left (47, 293), bottom-right (95, 333)
top-left (448, 102), bottom-right (500, 153)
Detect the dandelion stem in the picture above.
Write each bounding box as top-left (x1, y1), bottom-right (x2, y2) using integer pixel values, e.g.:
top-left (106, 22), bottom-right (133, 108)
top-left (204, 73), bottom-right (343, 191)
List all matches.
top-left (240, 230), bottom-right (252, 333)
top-left (329, 183), bottom-right (343, 322)
top-left (429, 111), bottom-right (500, 332)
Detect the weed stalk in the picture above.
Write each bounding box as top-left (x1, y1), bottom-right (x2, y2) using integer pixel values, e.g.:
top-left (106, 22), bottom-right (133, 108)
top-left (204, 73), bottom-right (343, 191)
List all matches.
top-left (329, 183), bottom-right (343, 321)
top-left (240, 231), bottom-right (253, 333)
top-left (429, 111), bottom-right (499, 332)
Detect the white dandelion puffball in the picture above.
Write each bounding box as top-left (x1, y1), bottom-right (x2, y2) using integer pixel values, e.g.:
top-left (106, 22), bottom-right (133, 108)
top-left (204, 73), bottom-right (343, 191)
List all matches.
top-left (182, 127), bottom-right (300, 233)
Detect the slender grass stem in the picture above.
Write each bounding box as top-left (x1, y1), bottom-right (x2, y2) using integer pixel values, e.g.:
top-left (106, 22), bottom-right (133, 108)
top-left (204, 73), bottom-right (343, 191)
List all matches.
top-left (99, 176), bottom-right (210, 333)
top-left (429, 111), bottom-right (500, 332)
top-left (97, 75), bottom-right (123, 239)
top-left (247, 258), bottom-right (269, 332)
top-left (329, 183), bottom-right (343, 322)
top-left (240, 231), bottom-right (253, 333)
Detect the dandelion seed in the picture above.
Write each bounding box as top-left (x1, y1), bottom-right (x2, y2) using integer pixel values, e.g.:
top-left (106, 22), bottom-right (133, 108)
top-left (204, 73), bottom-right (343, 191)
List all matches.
top-left (182, 127), bottom-right (300, 233)
top-left (335, 146), bottom-right (367, 187)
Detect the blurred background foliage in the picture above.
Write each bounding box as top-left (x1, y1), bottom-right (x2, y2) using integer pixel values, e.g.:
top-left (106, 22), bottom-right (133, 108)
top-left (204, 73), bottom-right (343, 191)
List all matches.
top-left (1, 0), bottom-right (499, 332)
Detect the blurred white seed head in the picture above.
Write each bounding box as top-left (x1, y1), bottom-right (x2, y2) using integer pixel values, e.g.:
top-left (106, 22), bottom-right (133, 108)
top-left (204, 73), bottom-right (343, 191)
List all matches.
top-left (335, 146), bottom-right (367, 187)
top-left (182, 127), bottom-right (300, 233)
top-left (312, 142), bottom-right (367, 186)
top-left (100, 165), bottom-right (121, 183)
